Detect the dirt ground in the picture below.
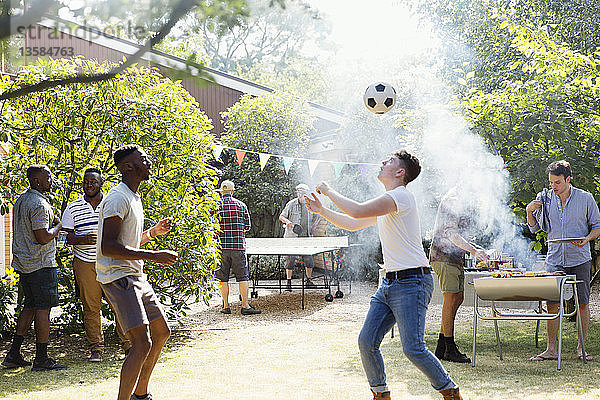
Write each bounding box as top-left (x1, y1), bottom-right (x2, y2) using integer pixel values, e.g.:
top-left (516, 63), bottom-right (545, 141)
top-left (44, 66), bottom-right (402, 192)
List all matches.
top-left (177, 276), bottom-right (600, 329)
top-left (2, 278), bottom-right (600, 400)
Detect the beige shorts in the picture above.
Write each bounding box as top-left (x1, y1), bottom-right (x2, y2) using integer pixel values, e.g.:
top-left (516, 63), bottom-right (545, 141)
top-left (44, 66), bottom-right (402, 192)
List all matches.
top-left (101, 275), bottom-right (166, 333)
top-left (431, 261), bottom-right (464, 293)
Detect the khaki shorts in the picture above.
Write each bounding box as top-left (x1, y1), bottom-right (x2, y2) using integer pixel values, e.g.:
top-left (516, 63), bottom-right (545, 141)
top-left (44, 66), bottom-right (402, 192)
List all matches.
top-left (101, 275), bottom-right (166, 334)
top-left (431, 261), bottom-right (464, 293)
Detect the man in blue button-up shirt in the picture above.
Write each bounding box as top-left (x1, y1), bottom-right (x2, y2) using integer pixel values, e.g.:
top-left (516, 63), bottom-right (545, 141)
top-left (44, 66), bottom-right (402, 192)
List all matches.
top-left (526, 160), bottom-right (600, 362)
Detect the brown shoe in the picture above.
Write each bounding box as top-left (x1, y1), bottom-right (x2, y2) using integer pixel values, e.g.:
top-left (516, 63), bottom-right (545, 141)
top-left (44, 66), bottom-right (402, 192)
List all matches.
top-left (371, 390), bottom-right (391, 399)
top-left (439, 387), bottom-right (462, 400)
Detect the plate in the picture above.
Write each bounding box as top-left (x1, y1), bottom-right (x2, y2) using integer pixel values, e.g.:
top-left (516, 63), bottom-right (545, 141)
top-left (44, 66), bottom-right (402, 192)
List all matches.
top-left (547, 237), bottom-right (586, 243)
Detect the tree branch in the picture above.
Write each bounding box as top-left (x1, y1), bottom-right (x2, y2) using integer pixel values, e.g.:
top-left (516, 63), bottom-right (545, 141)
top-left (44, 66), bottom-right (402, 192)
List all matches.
top-left (0, 0), bottom-right (200, 101)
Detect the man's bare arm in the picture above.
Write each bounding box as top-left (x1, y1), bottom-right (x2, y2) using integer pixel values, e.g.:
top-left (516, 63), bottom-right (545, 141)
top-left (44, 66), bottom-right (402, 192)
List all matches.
top-left (101, 216), bottom-right (177, 265)
top-left (305, 193), bottom-right (376, 231)
top-left (448, 233), bottom-right (489, 261)
top-left (33, 221), bottom-right (62, 245)
top-left (316, 182), bottom-right (396, 218)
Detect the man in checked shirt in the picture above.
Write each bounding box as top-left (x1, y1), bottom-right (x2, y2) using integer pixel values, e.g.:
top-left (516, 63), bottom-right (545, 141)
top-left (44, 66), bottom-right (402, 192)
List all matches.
top-left (215, 180), bottom-right (261, 315)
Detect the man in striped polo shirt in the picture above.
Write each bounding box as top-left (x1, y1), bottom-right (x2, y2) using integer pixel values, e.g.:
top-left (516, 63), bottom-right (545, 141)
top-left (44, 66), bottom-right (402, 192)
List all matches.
top-left (62, 168), bottom-right (131, 362)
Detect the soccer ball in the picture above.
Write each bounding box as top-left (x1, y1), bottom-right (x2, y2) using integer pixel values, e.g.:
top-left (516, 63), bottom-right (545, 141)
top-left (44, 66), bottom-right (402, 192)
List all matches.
top-left (363, 82), bottom-right (396, 114)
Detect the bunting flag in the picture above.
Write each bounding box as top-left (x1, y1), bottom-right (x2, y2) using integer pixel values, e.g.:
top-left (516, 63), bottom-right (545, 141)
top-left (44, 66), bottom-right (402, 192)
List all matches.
top-left (213, 145), bottom-right (224, 160)
top-left (307, 159), bottom-right (320, 176)
top-left (358, 164), bottom-right (370, 181)
top-left (333, 162), bottom-right (345, 178)
top-left (259, 153), bottom-right (271, 170)
top-left (212, 143), bottom-right (379, 176)
top-left (235, 149), bottom-right (246, 167)
top-left (282, 156), bottom-right (294, 174)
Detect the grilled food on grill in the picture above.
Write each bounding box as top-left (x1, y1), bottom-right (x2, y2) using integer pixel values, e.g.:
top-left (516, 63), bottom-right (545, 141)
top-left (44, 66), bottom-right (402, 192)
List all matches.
top-left (490, 270), bottom-right (564, 278)
top-left (475, 259), bottom-right (514, 270)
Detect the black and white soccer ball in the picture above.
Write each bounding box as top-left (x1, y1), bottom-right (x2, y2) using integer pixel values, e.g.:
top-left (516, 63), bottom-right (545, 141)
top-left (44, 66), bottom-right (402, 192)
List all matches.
top-left (363, 82), bottom-right (396, 114)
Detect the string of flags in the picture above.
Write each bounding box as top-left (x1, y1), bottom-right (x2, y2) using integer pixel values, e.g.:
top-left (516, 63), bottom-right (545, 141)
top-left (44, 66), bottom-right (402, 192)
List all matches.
top-left (213, 144), bottom-right (379, 179)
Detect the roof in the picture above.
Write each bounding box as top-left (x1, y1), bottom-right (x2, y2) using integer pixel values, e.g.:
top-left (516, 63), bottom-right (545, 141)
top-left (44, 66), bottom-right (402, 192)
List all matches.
top-left (37, 17), bottom-right (345, 125)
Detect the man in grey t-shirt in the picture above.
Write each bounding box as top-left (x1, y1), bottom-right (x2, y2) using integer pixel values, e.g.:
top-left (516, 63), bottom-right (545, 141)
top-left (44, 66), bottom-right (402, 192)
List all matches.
top-left (2, 165), bottom-right (67, 371)
top-left (279, 183), bottom-right (315, 290)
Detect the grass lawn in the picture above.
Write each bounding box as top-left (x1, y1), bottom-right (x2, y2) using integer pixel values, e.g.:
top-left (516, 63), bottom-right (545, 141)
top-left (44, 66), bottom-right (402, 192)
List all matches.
top-left (1, 314), bottom-right (600, 399)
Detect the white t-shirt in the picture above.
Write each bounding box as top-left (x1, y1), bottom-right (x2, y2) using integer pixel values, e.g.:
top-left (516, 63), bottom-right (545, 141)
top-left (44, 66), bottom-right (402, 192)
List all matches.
top-left (96, 182), bottom-right (145, 284)
top-left (377, 185), bottom-right (429, 271)
top-left (61, 195), bottom-right (100, 263)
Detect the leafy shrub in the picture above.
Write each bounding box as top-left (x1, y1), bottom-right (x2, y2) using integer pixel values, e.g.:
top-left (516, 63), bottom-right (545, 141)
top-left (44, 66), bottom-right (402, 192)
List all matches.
top-left (219, 92), bottom-right (314, 238)
top-left (0, 58), bottom-right (221, 329)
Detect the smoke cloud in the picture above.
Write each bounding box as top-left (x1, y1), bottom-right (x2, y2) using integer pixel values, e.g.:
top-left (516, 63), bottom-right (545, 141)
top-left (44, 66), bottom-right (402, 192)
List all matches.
top-left (299, 1), bottom-right (538, 274)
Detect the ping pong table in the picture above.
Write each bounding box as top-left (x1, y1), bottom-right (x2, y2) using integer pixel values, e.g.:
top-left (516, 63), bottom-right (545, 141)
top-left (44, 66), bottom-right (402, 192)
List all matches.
top-left (245, 236), bottom-right (349, 309)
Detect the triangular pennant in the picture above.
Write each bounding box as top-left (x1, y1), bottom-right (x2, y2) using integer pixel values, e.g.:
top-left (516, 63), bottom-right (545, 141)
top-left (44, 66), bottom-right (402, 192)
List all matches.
top-left (213, 145), bottom-right (224, 160)
top-left (235, 149), bottom-right (246, 167)
top-left (308, 159), bottom-right (320, 176)
top-left (259, 153), bottom-right (271, 170)
top-left (333, 162), bottom-right (345, 178)
top-left (358, 164), bottom-right (370, 181)
top-left (282, 156), bottom-right (294, 174)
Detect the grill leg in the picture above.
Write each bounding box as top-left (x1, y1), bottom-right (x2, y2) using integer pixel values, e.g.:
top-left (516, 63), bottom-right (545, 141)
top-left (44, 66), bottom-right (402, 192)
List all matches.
top-left (492, 302), bottom-right (503, 360)
top-left (535, 301), bottom-right (542, 348)
top-left (472, 290), bottom-right (477, 367)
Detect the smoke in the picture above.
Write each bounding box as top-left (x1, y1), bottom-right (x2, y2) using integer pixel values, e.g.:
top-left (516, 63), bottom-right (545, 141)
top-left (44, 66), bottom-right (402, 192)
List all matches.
top-left (299, 1), bottom-right (538, 274)
top-left (411, 110), bottom-right (537, 268)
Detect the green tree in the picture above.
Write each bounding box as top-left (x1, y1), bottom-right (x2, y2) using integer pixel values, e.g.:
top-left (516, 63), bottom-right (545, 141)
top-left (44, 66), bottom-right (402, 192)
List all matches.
top-left (218, 92), bottom-right (313, 238)
top-left (0, 58), bottom-right (221, 329)
top-left (462, 20), bottom-right (600, 208)
top-left (0, 0), bottom-right (254, 99)
top-left (198, 0), bottom-right (330, 73)
top-left (237, 57), bottom-right (332, 104)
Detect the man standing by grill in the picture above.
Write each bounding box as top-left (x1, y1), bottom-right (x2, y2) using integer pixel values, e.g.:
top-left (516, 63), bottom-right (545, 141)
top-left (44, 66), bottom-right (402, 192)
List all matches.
top-left (305, 150), bottom-right (462, 400)
top-left (2, 165), bottom-right (67, 371)
top-left (215, 180), bottom-right (261, 315)
top-left (429, 187), bottom-right (489, 364)
top-left (62, 168), bottom-right (131, 362)
top-left (526, 160), bottom-right (600, 362)
top-left (279, 183), bottom-right (316, 291)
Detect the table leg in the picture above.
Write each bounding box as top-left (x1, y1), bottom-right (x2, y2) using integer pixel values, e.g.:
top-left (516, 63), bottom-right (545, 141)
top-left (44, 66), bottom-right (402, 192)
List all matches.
top-left (302, 263), bottom-right (305, 310)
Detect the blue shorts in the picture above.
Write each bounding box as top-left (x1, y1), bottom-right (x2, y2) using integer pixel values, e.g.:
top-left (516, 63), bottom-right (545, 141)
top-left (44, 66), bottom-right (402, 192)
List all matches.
top-left (18, 268), bottom-right (59, 310)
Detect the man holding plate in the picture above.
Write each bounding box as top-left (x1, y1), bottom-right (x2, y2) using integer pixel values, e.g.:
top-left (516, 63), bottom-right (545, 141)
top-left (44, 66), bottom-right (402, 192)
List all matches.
top-left (526, 160), bottom-right (600, 362)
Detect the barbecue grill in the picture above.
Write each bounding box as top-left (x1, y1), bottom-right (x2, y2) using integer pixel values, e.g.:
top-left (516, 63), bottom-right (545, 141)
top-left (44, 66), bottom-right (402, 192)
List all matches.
top-left (471, 274), bottom-right (587, 370)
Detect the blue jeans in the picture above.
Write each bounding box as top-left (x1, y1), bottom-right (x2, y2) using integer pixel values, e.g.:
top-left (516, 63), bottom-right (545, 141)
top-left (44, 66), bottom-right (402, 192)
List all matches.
top-left (358, 273), bottom-right (456, 393)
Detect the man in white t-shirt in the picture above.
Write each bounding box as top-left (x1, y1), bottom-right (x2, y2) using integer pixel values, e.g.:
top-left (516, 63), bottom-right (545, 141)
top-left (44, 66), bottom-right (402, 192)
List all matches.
top-left (305, 150), bottom-right (462, 400)
top-left (62, 168), bottom-right (131, 362)
top-left (97, 144), bottom-right (178, 400)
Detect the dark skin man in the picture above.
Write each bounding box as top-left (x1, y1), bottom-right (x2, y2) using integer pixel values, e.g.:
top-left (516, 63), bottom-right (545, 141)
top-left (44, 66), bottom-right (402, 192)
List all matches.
top-left (64, 170), bottom-right (104, 246)
top-left (101, 148), bottom-right (177, 400)
top-left (10, 166), bottom-right (63, 368)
